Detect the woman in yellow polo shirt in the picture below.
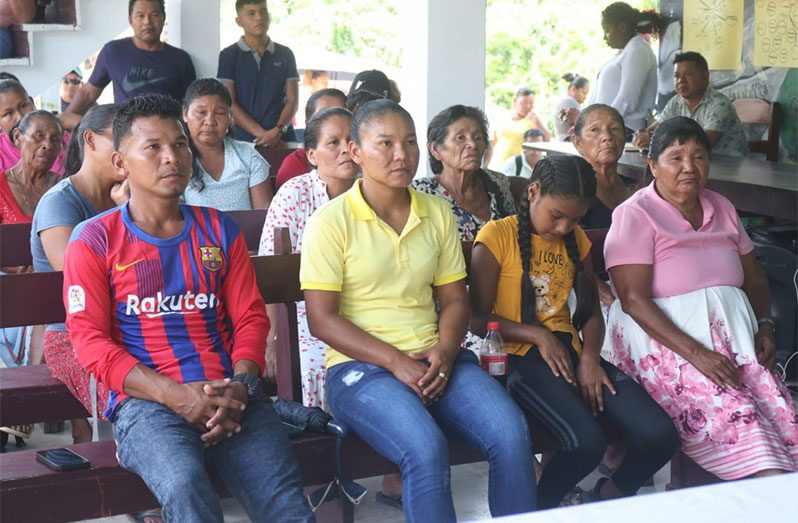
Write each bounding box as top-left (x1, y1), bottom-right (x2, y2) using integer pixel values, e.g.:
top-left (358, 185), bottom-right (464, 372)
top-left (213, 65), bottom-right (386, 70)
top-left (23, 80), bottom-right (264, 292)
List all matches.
top-left (300, 99), bottom-right (537, 521)
top-left (469, 155), bottom-right (678, 508)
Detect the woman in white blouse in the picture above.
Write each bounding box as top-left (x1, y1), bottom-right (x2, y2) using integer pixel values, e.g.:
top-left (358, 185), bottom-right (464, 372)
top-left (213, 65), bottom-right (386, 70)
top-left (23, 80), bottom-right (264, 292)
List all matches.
top-left (588, 2), bottom-right (663, 137)
top-left (258, 106), bottom-right (358, 409)
top-left (182, 78), bottom-right (273, 211)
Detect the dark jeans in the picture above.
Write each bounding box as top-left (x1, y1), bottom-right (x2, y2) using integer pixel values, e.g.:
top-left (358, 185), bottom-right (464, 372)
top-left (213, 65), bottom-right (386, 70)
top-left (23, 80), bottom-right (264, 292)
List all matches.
top-left (327, 349), bottom-right (537, 522)
top-left (0, 28), bottom-right (13, 59)
top-left (509, 332), bottom-right (679, 509)
top-left (114, 395), bottom-right (314, 523)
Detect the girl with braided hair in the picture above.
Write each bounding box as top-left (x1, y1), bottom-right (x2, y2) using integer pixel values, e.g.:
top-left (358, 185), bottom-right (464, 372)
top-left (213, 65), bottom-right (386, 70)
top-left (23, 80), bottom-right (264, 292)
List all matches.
top-left (470, 155), bottom-right (678, 508)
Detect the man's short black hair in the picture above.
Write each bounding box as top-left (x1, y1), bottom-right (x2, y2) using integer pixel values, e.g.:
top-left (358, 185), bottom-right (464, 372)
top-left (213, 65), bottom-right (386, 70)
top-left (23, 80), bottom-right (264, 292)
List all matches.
top-left (113, 94), bottom-right (182, 150)
top-left (236, 0), bottom-right (267, 12)
top-left (674, 51), bottom-right (709, 72)
top-left (128, 0), bottom-right (165, 17)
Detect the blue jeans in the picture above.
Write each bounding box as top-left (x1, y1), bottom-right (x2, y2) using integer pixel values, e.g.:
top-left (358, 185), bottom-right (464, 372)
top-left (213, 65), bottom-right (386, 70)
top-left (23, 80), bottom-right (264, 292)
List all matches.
top-left (327, 349), bottom-right (536, 522)
top-left (114, 395), bottom-right (314, 523)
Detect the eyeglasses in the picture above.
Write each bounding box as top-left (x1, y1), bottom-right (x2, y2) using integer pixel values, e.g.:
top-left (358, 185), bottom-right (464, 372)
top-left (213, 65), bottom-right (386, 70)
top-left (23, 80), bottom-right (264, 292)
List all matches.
top-left (62, 78), bottom-right (81, 85)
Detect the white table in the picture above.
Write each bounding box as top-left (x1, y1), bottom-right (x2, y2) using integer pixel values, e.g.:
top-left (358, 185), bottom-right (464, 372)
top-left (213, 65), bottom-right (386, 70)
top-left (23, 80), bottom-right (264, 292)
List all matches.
top-left (479, 473), bottom-right (797, 522)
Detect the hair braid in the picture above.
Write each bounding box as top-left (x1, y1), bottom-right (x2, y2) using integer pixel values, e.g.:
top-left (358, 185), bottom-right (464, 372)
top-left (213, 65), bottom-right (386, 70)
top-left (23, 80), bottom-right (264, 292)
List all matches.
top-left (516, 196), bottom-right (539, 326)
top-left (515, 156), bottom-right (598, 330)
top-left (480, 169), bottom-right (512, 217)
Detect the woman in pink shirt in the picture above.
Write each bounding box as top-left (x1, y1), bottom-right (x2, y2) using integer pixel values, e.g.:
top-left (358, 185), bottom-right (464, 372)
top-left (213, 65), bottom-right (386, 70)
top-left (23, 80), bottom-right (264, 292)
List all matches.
top-left (604, 117), bottom-right (798, 479)
top-left (0, 79), bottom-right (68, 174)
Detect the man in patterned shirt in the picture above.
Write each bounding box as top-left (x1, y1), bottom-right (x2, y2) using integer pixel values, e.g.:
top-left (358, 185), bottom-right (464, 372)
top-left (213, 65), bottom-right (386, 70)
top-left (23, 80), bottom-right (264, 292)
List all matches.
top-left (633, 51), bottom-right (748, 157)
top-left (63, 94), bottom-right (313, 522)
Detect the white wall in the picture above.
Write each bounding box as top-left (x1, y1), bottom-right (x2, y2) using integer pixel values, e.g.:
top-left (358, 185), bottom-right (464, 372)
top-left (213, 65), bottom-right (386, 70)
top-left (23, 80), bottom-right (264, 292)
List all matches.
top-left (166, 0), bottom-right (220, 80)
top-left (400, 0), bottom-right (487, 178)
top-left (7, 0), bottom-right (129, 95)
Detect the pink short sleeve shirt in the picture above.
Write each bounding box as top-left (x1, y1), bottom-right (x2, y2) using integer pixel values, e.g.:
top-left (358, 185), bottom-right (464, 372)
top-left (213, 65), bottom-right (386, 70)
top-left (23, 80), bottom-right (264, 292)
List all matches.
top-left (604, 182), bottom-right (753, 298)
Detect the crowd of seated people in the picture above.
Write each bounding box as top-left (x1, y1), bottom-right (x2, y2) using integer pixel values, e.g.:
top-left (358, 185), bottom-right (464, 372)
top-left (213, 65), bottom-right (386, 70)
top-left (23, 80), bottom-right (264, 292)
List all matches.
top-left (1, 0), bottom-right (796, 522)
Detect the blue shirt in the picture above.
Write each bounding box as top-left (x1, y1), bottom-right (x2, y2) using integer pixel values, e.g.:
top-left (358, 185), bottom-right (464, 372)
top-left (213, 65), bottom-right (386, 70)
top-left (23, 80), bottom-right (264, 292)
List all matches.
top-left (182, 137), bottom-right (270, 211)
top-left (89, 38), bottom-right (196, 102)
top-left (217, 37), bottom-right (299, 142)
top-left (31, 178), bottom-right (98, 332)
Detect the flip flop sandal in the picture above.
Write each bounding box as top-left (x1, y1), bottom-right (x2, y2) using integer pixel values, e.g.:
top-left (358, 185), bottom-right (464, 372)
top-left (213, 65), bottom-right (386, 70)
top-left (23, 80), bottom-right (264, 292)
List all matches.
top-left (1, 425), bottom-right (33, 439)
top-left (581, 477), bottom-right (609, 504)
top-left (0, 425), bottom-right (32, 452)
top-left (598, 462), bottom-right (654, 487)
top-left (558, 486), bottom-right (586, 507)
top-left (598, 462), bottom-right (615, 477)
top-left (127, 508), bottom-right (163, 523)
top-left (375, 491), bottom-right (403, 510)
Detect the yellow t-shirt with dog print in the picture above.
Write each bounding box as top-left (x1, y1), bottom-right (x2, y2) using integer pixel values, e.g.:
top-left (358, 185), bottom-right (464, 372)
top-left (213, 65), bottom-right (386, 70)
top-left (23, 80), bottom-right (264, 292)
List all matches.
top-left (474, 215), bottom-right (591, 355)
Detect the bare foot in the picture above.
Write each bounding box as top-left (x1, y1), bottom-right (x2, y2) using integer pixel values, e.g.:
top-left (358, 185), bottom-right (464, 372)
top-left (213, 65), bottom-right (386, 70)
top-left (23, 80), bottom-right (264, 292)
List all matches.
top-left (381, 472), bottom-right (402, 497)
top-left (71, 418), bottom-right (92, 444)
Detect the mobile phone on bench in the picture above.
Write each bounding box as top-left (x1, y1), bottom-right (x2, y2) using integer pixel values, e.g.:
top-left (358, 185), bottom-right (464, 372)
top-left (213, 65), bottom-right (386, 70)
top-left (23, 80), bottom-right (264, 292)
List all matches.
top-left (35, 448), bottom-right (91, 471)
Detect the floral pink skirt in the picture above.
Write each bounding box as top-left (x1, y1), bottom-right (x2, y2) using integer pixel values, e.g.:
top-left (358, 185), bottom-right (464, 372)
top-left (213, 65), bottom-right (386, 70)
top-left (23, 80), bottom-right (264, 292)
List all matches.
top-left (604, 285), bottom-right (798, 479)
top-left (44, 330), bottom-right (109, 420)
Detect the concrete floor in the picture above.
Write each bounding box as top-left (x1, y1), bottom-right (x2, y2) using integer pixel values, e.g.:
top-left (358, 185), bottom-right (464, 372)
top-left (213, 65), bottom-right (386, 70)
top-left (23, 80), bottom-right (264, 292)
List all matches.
top-left (8, 420), bottom-right (671, 523)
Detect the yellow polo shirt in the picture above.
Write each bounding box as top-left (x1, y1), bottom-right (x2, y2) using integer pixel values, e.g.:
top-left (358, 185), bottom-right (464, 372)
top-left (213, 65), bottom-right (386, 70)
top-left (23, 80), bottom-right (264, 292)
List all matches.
top-left (300, 180), bottom-right (467, 369)
top-left (474, 215), bottom-right (591, 355)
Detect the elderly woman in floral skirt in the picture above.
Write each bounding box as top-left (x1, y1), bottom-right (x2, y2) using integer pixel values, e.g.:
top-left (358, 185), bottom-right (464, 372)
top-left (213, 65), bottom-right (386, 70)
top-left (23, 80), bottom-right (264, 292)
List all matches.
top-left (604, 117), bottom-right (797, 479)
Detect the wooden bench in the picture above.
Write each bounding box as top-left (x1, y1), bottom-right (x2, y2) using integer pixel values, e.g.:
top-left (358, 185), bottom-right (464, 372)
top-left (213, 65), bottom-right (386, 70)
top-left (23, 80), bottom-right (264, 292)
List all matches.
top-left (0, 209), bottom-right (267, 268)
top-left (0, 228), bottom-right (718, 522)
top-left (0, 252), bottom-right (495, 522)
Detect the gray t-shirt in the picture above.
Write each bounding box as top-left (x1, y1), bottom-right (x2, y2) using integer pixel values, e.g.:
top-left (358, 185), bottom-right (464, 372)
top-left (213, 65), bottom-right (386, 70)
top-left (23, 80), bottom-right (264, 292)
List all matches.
top-left (31, 177), bottom-right (97, 331)
top-left (182, 137), bottom-right (270, 211)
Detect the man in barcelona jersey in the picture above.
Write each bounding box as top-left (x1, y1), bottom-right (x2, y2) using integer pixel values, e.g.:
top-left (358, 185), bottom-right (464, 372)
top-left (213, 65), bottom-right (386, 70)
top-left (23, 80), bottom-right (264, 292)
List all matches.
top-left (62, 94), bottom-right (313, 522)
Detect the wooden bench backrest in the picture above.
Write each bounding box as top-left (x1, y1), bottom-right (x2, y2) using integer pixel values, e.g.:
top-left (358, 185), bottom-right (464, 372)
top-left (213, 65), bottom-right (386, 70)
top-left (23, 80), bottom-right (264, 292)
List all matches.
top-left (256, 146), bottom-right (301, 179)
top-left (0, 222), bottom-right (33, 267)
top-left (225, 209), bottom-right (267, 253)
top-left (0, 271), bottom-right (65, 328)
top-left (0, 209), bottom-right (267, 269)
top-left (732, 98), bottom-right (782, 162)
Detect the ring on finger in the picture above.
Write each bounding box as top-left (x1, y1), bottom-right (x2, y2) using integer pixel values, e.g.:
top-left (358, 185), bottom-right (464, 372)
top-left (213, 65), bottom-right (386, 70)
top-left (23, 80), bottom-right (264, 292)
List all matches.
top-left (438, 372), bottom-right (448, 382)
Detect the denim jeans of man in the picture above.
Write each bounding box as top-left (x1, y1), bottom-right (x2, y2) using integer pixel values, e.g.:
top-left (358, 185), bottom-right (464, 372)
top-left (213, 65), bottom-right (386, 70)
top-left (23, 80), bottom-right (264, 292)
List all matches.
top-left (327, 349), bottom-right (537, 523)
top-left (113, 395), bottom-right (314, 523)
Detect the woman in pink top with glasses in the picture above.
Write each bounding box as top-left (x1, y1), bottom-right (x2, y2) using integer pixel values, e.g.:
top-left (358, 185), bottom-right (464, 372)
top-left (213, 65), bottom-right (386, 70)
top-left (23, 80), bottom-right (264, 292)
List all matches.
top-left (604, 117), bottom-right (797, 480)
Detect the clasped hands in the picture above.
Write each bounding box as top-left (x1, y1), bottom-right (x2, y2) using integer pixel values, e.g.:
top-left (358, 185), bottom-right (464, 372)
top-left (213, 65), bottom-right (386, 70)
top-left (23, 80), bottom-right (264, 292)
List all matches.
top-left (252, 127), bottom-right (284, 148)
top-left (166, 379), bottom-right (249, 447)
top-left (389, 344), bottom-right (455, 405)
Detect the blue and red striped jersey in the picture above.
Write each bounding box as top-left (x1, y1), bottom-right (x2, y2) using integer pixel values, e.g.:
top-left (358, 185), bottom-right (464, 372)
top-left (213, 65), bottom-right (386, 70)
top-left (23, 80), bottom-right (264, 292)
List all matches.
top-left (63, 203), bottom-right (268, 420)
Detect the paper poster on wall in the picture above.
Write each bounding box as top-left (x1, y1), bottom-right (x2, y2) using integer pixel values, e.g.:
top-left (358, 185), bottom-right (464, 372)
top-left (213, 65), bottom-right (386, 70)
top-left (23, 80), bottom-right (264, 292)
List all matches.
top-left (683, 0), bottom-right (744, 70)
top-left (754, 0), bottom-right (798, 67)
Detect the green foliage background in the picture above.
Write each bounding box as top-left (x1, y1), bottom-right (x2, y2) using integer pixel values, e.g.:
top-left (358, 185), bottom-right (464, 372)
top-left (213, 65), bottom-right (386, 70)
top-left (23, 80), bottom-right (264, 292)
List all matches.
top-left (222, 0), bottom-right (658, 123)
top-left (484, 0), bottom-right (657, 110)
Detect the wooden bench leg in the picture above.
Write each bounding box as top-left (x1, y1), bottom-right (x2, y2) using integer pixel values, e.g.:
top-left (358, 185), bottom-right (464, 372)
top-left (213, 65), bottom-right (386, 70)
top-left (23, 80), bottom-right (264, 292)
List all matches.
top-left (43, 421), bottom-right (64, 434)
top-left (311, 495), bottom-right (354, 523)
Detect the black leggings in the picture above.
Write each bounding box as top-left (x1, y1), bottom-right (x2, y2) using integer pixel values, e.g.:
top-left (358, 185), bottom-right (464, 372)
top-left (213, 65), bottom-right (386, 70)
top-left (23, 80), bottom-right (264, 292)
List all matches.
top-left (508, 332), bottom-right (679, 509)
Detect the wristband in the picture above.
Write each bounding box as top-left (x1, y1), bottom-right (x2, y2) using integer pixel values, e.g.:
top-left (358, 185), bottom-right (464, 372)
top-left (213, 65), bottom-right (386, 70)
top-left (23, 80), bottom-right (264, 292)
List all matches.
top-left (230, 373), bottom-right (262, 405)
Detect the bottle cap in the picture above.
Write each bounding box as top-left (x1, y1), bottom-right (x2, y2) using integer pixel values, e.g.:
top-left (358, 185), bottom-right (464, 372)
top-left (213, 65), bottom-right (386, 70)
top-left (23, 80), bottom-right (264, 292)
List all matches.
top-left (487, 321), bottom-right (500, 330)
